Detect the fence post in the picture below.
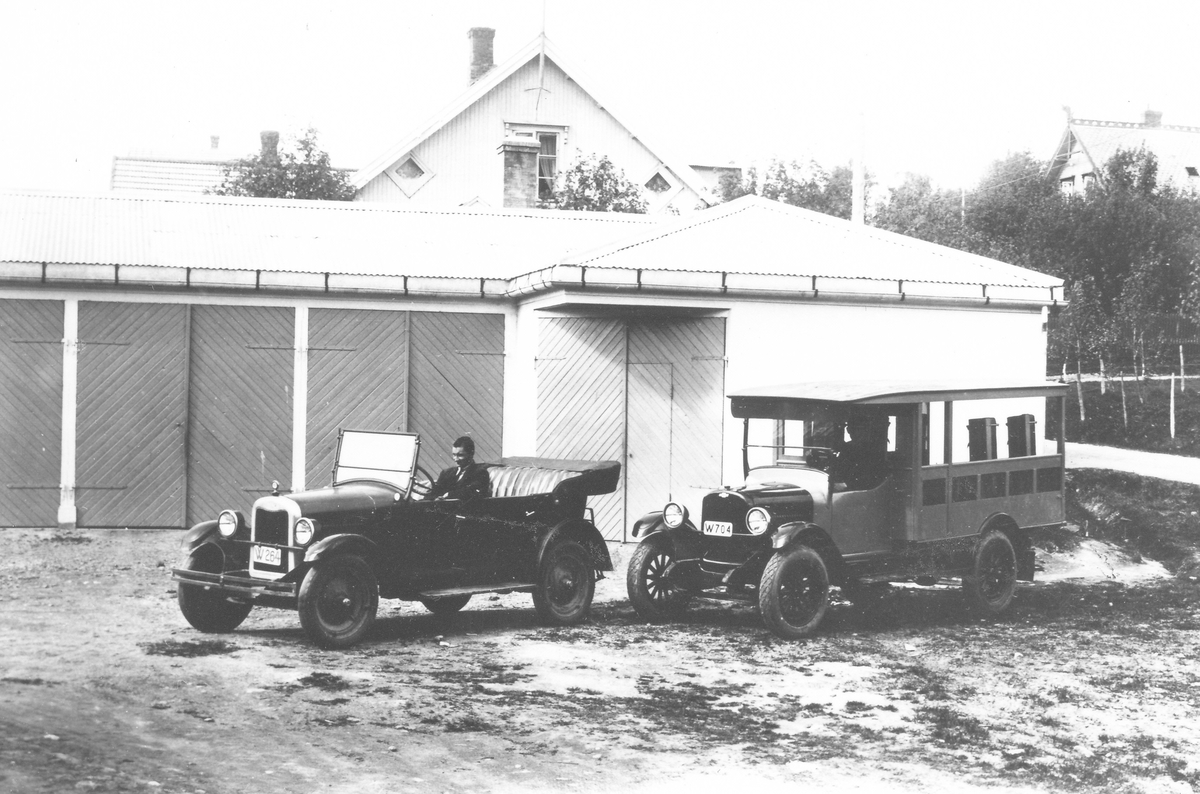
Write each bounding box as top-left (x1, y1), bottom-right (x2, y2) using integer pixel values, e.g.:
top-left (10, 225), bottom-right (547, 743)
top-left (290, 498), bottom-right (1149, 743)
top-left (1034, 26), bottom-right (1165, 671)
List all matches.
top-left (1170, 373), bottom-right (1176, 439)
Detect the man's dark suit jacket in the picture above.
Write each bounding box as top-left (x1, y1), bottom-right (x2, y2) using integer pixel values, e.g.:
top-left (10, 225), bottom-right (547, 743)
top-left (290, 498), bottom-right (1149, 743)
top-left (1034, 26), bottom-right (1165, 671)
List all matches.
top-left (427, 462), bottom-right (490, 500)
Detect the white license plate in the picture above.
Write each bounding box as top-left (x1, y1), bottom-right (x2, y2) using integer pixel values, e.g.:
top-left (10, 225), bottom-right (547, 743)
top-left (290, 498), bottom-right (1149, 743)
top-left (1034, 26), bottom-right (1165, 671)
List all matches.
top-left (252, 545), bottom-right (282, 566)
top-left (703, 521), bottom-right (733, 537)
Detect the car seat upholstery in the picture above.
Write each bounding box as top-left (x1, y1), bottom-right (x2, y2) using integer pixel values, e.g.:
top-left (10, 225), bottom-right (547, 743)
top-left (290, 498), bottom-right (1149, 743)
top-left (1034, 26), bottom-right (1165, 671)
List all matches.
top-left (487, 465), bottom-right (576, 498)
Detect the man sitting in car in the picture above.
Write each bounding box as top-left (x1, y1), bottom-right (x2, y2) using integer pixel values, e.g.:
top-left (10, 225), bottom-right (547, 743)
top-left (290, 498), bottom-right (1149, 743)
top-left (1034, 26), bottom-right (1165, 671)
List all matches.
top-left (427, 435), bottom-right (490, 500)
top-left (831, 416), bottom-right (889, 491)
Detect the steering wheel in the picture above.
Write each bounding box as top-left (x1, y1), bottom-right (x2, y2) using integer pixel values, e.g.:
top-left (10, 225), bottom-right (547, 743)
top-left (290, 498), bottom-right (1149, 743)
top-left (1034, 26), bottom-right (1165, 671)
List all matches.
top-left (410, 465), bottom-right (435, 498)
top-left (806, 447), bottom-right (836, 470)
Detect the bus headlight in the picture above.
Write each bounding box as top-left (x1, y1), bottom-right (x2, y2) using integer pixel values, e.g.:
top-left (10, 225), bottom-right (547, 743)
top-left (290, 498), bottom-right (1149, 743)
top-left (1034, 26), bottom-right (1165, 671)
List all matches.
top-left (746, 507), bottom-right (771, 535)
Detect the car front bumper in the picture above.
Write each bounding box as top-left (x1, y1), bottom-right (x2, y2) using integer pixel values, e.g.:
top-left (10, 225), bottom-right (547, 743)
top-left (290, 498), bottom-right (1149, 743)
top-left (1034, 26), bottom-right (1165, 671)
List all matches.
top-left (172, 567), bottom-right (299, 605)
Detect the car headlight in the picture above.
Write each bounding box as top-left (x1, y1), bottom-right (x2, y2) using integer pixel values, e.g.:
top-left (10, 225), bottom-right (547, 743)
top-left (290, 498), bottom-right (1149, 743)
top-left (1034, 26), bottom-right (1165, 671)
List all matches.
top-left (746, 507), bottom-right (771, 535)
top-left (218, 510), bottom-right (240, 538)
top-left (294, 517), bottom-right (317, 546)
top-left (662, 502), bottom-right (687, 529)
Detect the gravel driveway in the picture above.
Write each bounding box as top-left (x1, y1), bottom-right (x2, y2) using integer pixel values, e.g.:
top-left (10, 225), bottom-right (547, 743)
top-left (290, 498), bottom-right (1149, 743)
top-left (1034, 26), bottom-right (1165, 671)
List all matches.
top-left (1067, 443), bottom-right (1200, 485)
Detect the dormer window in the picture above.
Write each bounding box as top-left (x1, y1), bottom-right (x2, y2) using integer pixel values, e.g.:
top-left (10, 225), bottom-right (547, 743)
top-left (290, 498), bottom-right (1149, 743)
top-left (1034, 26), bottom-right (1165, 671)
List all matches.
top-left (503, 123), bottom-right (569, 200)
top-left (385, 153), bottom-right (433, 197)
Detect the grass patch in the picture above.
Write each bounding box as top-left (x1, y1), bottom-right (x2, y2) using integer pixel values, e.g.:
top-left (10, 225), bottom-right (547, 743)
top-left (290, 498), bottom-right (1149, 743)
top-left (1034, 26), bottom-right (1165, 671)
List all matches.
top-left (916, 705), bottom-right (989, 747)
top-left (1064, 379), bottom-right (1200, 457)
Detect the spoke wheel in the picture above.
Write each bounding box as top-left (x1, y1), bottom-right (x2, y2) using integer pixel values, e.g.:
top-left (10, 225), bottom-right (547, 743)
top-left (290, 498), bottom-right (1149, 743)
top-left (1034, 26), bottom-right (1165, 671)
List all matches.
top-left (759, 545), bottom-right (830, 639)
top-left (626, 535), bottom-right (691, 622)
top-left (298, 555), bottom-right (378, 649)
top-left (962, 529), bottom-right (1017, 617)
top-left (177, 551), bottom-right (253, 633)
top-left (419, 594), bottom-right (471, 615)
top-left (532, 540), bottom-right (594, 626)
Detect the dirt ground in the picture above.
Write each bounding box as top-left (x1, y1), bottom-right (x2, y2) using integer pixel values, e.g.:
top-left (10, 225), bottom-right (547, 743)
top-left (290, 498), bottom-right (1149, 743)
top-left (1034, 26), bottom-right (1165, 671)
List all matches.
top-left (2, 528), bottom-right (1199, 794)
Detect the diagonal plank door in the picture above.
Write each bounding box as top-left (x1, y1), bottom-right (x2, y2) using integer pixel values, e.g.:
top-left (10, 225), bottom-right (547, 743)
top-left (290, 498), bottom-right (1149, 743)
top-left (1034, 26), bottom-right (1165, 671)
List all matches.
top-left (306, 308), bottom-right (409, 490)
top-left (0, 299), bottom-right (63, 527)
top-left (187, 305), bottom-right (293, 524)
top-left (536, 317), bottom-right (627, 540)
top-left (76, 302), bottom-right (188, 527)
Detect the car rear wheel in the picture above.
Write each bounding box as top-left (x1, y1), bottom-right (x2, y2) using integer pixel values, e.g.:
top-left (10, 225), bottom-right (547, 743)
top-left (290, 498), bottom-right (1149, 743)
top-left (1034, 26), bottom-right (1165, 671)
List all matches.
top-left (962, 529), bottom-right (1017, 617)
top-left (419, 594), bottom-right (471, 615)
top-left (298, 555), bottom-right (379, 649)
top-left (759, 545), bottom-right (830, 640)
top-left (627, 535), bottom-right (691, 622)
top-left (532, 540), bottom-right (594, 626)
top-left (177, 550), bottom-right (253, 633)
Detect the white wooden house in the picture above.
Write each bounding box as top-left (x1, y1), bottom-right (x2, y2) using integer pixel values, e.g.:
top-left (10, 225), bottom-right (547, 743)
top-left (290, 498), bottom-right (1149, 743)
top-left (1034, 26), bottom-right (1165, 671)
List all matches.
top-left (1048, 109), bottom-right (1200, 194)
top-left (351, 29), bottom-right (721, 213)
top-left (0, 189), bottom-right (1063, 539)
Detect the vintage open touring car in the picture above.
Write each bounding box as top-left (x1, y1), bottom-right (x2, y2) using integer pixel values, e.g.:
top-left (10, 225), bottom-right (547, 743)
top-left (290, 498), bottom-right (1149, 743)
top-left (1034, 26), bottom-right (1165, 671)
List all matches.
top-left (626, 379), bottom-right (1068, 639)
top-left (172, 430), bottom-right (619, 648)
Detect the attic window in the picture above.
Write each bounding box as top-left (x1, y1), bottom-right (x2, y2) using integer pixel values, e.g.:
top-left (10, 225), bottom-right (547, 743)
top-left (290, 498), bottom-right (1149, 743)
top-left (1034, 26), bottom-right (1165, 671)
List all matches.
top-left (1059, 176), bottom-right (1076, 196)
top-left (1187, 167), bottom-right (1199, 177)
top-left (395, 158), bottom-right (424, 180)
top-left (385, 153), bottom-right (433, 198)
top-left (1082, 173), bottom-right (1095, 190)
top-left (645, 172), bottom-right (671, 193)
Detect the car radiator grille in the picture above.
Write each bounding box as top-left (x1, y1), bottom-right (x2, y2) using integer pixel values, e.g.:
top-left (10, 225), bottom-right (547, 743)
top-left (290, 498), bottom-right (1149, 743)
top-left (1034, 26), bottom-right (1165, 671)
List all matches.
top-left (254, 509), bottom-right (290, 546)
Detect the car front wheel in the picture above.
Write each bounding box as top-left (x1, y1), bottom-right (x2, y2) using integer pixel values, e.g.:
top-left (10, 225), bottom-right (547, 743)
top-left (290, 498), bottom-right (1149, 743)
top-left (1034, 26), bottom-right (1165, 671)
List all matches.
top-left (962, 529), bottom-right (1017, 617)
top-left (626, 535), bottom-right (691, 622)
top-left (177, 550), bottom-right (253, 633)
top-left (298, 555), bottom-right (379, 649)
top-left (758, 545), bottom-right (830, 639)
top-left (532, 540), bottom-right (594, 626)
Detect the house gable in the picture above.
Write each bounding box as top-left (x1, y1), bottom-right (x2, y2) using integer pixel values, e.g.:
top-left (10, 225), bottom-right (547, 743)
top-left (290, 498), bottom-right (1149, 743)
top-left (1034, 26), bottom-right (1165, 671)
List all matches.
top-left (352, 34), bottom-right (710, 213)
top-left (1048, 112), bottom-right (1200, 193)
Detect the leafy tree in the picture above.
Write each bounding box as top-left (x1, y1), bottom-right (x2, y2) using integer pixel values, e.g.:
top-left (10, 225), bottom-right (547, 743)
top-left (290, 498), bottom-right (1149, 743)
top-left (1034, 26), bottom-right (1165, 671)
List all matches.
top-left (539, 153), bottom-right (648, 213)
top-left (717, 158), bottom-right (867, 220)
top-left (210, 128), bottom-right (356, 201)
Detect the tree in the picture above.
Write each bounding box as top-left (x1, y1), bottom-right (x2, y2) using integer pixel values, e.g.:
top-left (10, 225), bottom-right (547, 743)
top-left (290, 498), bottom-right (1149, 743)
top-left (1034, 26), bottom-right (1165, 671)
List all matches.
top-left (539, 153), bottom-right (648, 213)
top-left (210, 128), bottom-right (356, 201)
top-left (717, 158), bottom-right (867, 220)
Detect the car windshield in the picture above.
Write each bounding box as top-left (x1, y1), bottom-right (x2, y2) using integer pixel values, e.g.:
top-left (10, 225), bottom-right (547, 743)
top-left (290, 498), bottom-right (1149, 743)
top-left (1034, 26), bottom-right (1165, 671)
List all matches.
top-left (334, 431), bottom-right (420, 490)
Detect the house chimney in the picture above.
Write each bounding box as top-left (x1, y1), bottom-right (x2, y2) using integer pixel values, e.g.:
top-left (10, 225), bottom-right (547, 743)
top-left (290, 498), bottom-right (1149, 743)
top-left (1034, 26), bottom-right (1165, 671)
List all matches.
top-left (1144, 110), bottom-right (1163, 127)
top-left (497, 137), bottom-right (541, 208)
top-left (261, 130), bottom-right (280, 158)
top-left (468, 27), bottom-right (495, 84)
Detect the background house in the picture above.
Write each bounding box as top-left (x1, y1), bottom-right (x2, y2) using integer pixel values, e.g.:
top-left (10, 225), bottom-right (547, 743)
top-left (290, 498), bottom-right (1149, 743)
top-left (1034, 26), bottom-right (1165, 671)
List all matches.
top-left (0, 189), bottom-right (1061, 540)
top-left (1047, 109), bottom-right (1200, 194)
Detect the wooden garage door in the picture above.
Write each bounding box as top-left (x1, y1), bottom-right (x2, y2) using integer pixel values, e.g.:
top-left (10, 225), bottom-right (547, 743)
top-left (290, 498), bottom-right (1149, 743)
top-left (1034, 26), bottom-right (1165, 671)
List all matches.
top-left (76, 302), bottom-right (188, 527)
top-left (408, 312), bottom-right (505, 469)
top-left (306, 308), bottom-right (409, 490)
top-left (187, 305), bottom-right (293, 524)
top-left (536, 317), bottom-right (627, 540)
top-left (625, 319), bottom-right (726, 537)
top-left (0, 299), bottom-right (62, 527)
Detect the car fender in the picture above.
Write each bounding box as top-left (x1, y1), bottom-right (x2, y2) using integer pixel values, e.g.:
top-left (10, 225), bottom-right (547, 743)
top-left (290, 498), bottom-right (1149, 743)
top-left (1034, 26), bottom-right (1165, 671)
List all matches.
top-left (631, 510), bottom-right (700, 539)
top-left (303, 534), bottom-right (380, 566)
top-left (538, 519), bottom-right (613, 572)
top-left (770, 522), bottom-right (844, 581)
top-left (179, 520), bottom-right (220, 554)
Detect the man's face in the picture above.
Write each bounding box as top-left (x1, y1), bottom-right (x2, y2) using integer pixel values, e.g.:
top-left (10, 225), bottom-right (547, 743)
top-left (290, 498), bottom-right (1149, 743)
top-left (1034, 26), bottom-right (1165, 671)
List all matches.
top-left (451, 446), bottom-right (472, 468)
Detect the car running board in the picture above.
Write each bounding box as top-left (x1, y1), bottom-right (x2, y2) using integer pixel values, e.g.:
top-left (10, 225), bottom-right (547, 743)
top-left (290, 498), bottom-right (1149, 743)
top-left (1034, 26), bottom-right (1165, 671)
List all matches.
top-left (418, 583), bottom-right (536, 598)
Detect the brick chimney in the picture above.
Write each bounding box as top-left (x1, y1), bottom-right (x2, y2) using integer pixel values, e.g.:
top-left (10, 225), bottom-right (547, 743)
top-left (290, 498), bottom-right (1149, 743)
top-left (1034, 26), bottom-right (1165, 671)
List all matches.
top-left (1144, 110), bottom-right (1163, 127)
top-left (261, 130), bottom-right (280, 158)
top-left (497, 137), bottom-right (540, 208)
top-left (468, 27), bottom-right (495, 84)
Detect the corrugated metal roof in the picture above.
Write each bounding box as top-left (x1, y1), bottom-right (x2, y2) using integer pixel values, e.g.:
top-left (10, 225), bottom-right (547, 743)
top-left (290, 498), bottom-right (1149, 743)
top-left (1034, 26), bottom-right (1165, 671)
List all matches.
top-left (110, 157), bottom-right (230, 194)
top-left (0, 190), bottom-right (1063, 299)
top-left (0, 189), bottom-right (658, 278)
top-left (562, 195), bottom-right (1063, 288)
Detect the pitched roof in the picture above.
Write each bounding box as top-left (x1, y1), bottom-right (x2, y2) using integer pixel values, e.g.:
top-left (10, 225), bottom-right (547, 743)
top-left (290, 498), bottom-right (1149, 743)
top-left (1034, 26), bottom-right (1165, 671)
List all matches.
top-left (1049, 117), bottom-right (1200, 188)
top-left (0, 189), bottom-right (1062, 306)
top-left (555, 195), bottom-right (1063, 289)
top-left (110, 156), bottom-right (231, 194)
top-left (350, 34), bottom-right (709, 201)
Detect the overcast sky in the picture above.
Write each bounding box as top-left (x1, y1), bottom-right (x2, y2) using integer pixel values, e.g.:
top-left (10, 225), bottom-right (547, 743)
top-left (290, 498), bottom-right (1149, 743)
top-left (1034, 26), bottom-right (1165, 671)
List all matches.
top-left (2, 0), bottom-right (1197, 194)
